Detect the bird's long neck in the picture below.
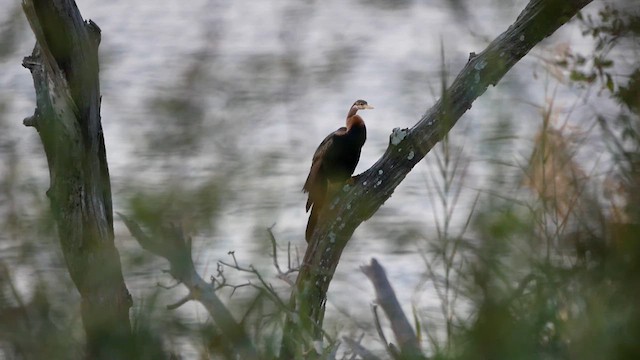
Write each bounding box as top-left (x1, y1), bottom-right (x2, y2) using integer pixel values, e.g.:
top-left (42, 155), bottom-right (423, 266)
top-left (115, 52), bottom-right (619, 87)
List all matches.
top-left (346, 106), bottom-right (365, 131)
top-left (346, 115), bottom-right (365, 132)
top-left (347, 105), bottom-right (359, 119)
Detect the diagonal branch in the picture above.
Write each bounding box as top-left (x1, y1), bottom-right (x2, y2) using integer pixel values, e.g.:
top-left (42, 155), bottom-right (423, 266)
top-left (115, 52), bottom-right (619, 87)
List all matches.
top-left (283, 0), bottom-right (594, 356)
top-left (118, 214), bottom-right (259, 359)
top-left (363, 259), bottom-right (426, 360)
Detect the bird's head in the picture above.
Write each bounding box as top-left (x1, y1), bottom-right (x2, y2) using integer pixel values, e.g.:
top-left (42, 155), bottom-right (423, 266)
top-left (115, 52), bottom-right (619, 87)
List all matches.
top-left (353, 99), bottom-right (374, 110)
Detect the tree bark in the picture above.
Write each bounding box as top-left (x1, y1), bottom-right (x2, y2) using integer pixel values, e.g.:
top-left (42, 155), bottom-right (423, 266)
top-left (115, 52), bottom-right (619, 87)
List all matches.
top-left (362, 259), bottom-right (425, 359)
top-left (282, 0), bottom-right (594, 357)
top-left (22, 0), bottom-right (132, 358)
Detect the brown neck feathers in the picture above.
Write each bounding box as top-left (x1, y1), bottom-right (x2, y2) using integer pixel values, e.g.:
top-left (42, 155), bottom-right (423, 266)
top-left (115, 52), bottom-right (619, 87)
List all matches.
top-left (347, 105), bottom-right (359, 119)
top-left (347, 114), bottom-right (365, 131)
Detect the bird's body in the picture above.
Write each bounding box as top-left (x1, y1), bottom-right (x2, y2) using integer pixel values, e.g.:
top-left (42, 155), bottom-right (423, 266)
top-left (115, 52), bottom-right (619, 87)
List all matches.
top-left (303, 100), bottom-right (373, 242)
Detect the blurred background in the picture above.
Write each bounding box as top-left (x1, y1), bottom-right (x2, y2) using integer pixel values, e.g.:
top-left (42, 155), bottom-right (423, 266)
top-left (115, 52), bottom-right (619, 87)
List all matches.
top-left (1, 0), bottom-right (639, 358)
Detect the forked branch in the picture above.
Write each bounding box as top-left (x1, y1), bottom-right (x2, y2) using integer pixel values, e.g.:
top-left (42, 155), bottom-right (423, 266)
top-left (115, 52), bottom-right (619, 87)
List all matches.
top-left (118, 214), bottom-right (259, 359)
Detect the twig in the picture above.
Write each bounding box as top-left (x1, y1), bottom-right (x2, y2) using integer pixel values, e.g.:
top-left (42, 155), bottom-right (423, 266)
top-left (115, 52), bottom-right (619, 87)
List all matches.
top-left (166, 293), bottom-right (192, 310)
top-left (157, 281), bottom-right (181, 290)
top-left (342, 336), bottom-right (382, 360)
top-left (218, 250), bottom-right (335, 347)
top-left (267, 226), bottom-right (299, 286)
top-left (268, 225), bottom-right (283, 274)
top-left (372, 305), bottom-right (398, 360)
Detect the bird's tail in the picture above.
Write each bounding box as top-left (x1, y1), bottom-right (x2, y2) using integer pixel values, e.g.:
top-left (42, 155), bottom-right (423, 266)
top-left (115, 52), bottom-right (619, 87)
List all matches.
top-left (305, 204), bottom-right (319, 242)
top-left (305, 199), bottom-right (324, 243)
top-left (305, 176), bottom-right (327, 242)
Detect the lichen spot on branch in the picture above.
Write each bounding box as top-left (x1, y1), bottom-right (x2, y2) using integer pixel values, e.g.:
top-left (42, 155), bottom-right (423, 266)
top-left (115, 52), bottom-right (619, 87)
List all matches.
top-left (330, 196), bottom-right (341, 210)
top-left (474, 58), bottom-right (487, 71)
top-left (391, 127), bottom-right (408, 145)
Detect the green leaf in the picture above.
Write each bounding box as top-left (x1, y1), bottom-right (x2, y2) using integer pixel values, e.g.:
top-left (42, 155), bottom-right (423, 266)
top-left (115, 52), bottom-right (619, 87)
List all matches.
top-left (570, 70), bottom-right (587, 82)
top-left (606, 73), bottom-right (614, 92)
top-left (413, 305), bottom-right (422, 344)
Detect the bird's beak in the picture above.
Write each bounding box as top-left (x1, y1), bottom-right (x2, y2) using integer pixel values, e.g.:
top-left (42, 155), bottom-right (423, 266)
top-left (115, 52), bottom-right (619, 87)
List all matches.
top-left (363, 104), bottom-right (374, 110)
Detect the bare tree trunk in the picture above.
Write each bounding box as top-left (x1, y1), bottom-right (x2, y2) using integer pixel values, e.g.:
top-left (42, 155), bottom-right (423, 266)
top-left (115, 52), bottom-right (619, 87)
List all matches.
top-left (21, 0), bottom-right (132, 358)
top-left (281, 0), bottom-right (594, 357)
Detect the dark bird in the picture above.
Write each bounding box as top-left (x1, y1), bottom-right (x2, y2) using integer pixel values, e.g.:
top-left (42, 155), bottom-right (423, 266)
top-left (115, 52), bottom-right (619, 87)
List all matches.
top-left (303, 99), bottom-right (374, 242)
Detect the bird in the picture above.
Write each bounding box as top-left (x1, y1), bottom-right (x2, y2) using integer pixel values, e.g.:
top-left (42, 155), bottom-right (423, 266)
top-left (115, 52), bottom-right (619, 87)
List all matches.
top-left (303, 99), bottom-right (374, 242)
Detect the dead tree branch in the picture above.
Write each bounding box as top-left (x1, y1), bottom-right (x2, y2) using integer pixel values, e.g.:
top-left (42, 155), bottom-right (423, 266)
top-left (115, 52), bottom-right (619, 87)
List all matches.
top-left (282, 0), bottom-right (594, 357)
top-left (363, 259), bottom-right (426, 359)
top-left (118, 214), bottom-right (260, 359)
top-left (21, 0), bottom-right (132, 357)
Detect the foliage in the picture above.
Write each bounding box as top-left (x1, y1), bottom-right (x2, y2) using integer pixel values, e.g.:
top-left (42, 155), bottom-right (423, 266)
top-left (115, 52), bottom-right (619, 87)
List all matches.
top-left (424, 5), bottom-right (640, 360)
top-left (2, 1), bottom-right (640, 359)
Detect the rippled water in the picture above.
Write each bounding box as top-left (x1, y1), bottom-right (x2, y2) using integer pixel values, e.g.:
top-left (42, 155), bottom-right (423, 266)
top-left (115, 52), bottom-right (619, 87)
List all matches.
top-left (0, 0), bottom-right (607, 353)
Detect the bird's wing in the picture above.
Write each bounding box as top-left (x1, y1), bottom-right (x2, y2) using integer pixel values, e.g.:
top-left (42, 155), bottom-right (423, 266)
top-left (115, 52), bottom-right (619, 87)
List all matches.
top-left (303, 127), bottom-right (346, 211)
top-left (312, 127), bottom-right (346, 163)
